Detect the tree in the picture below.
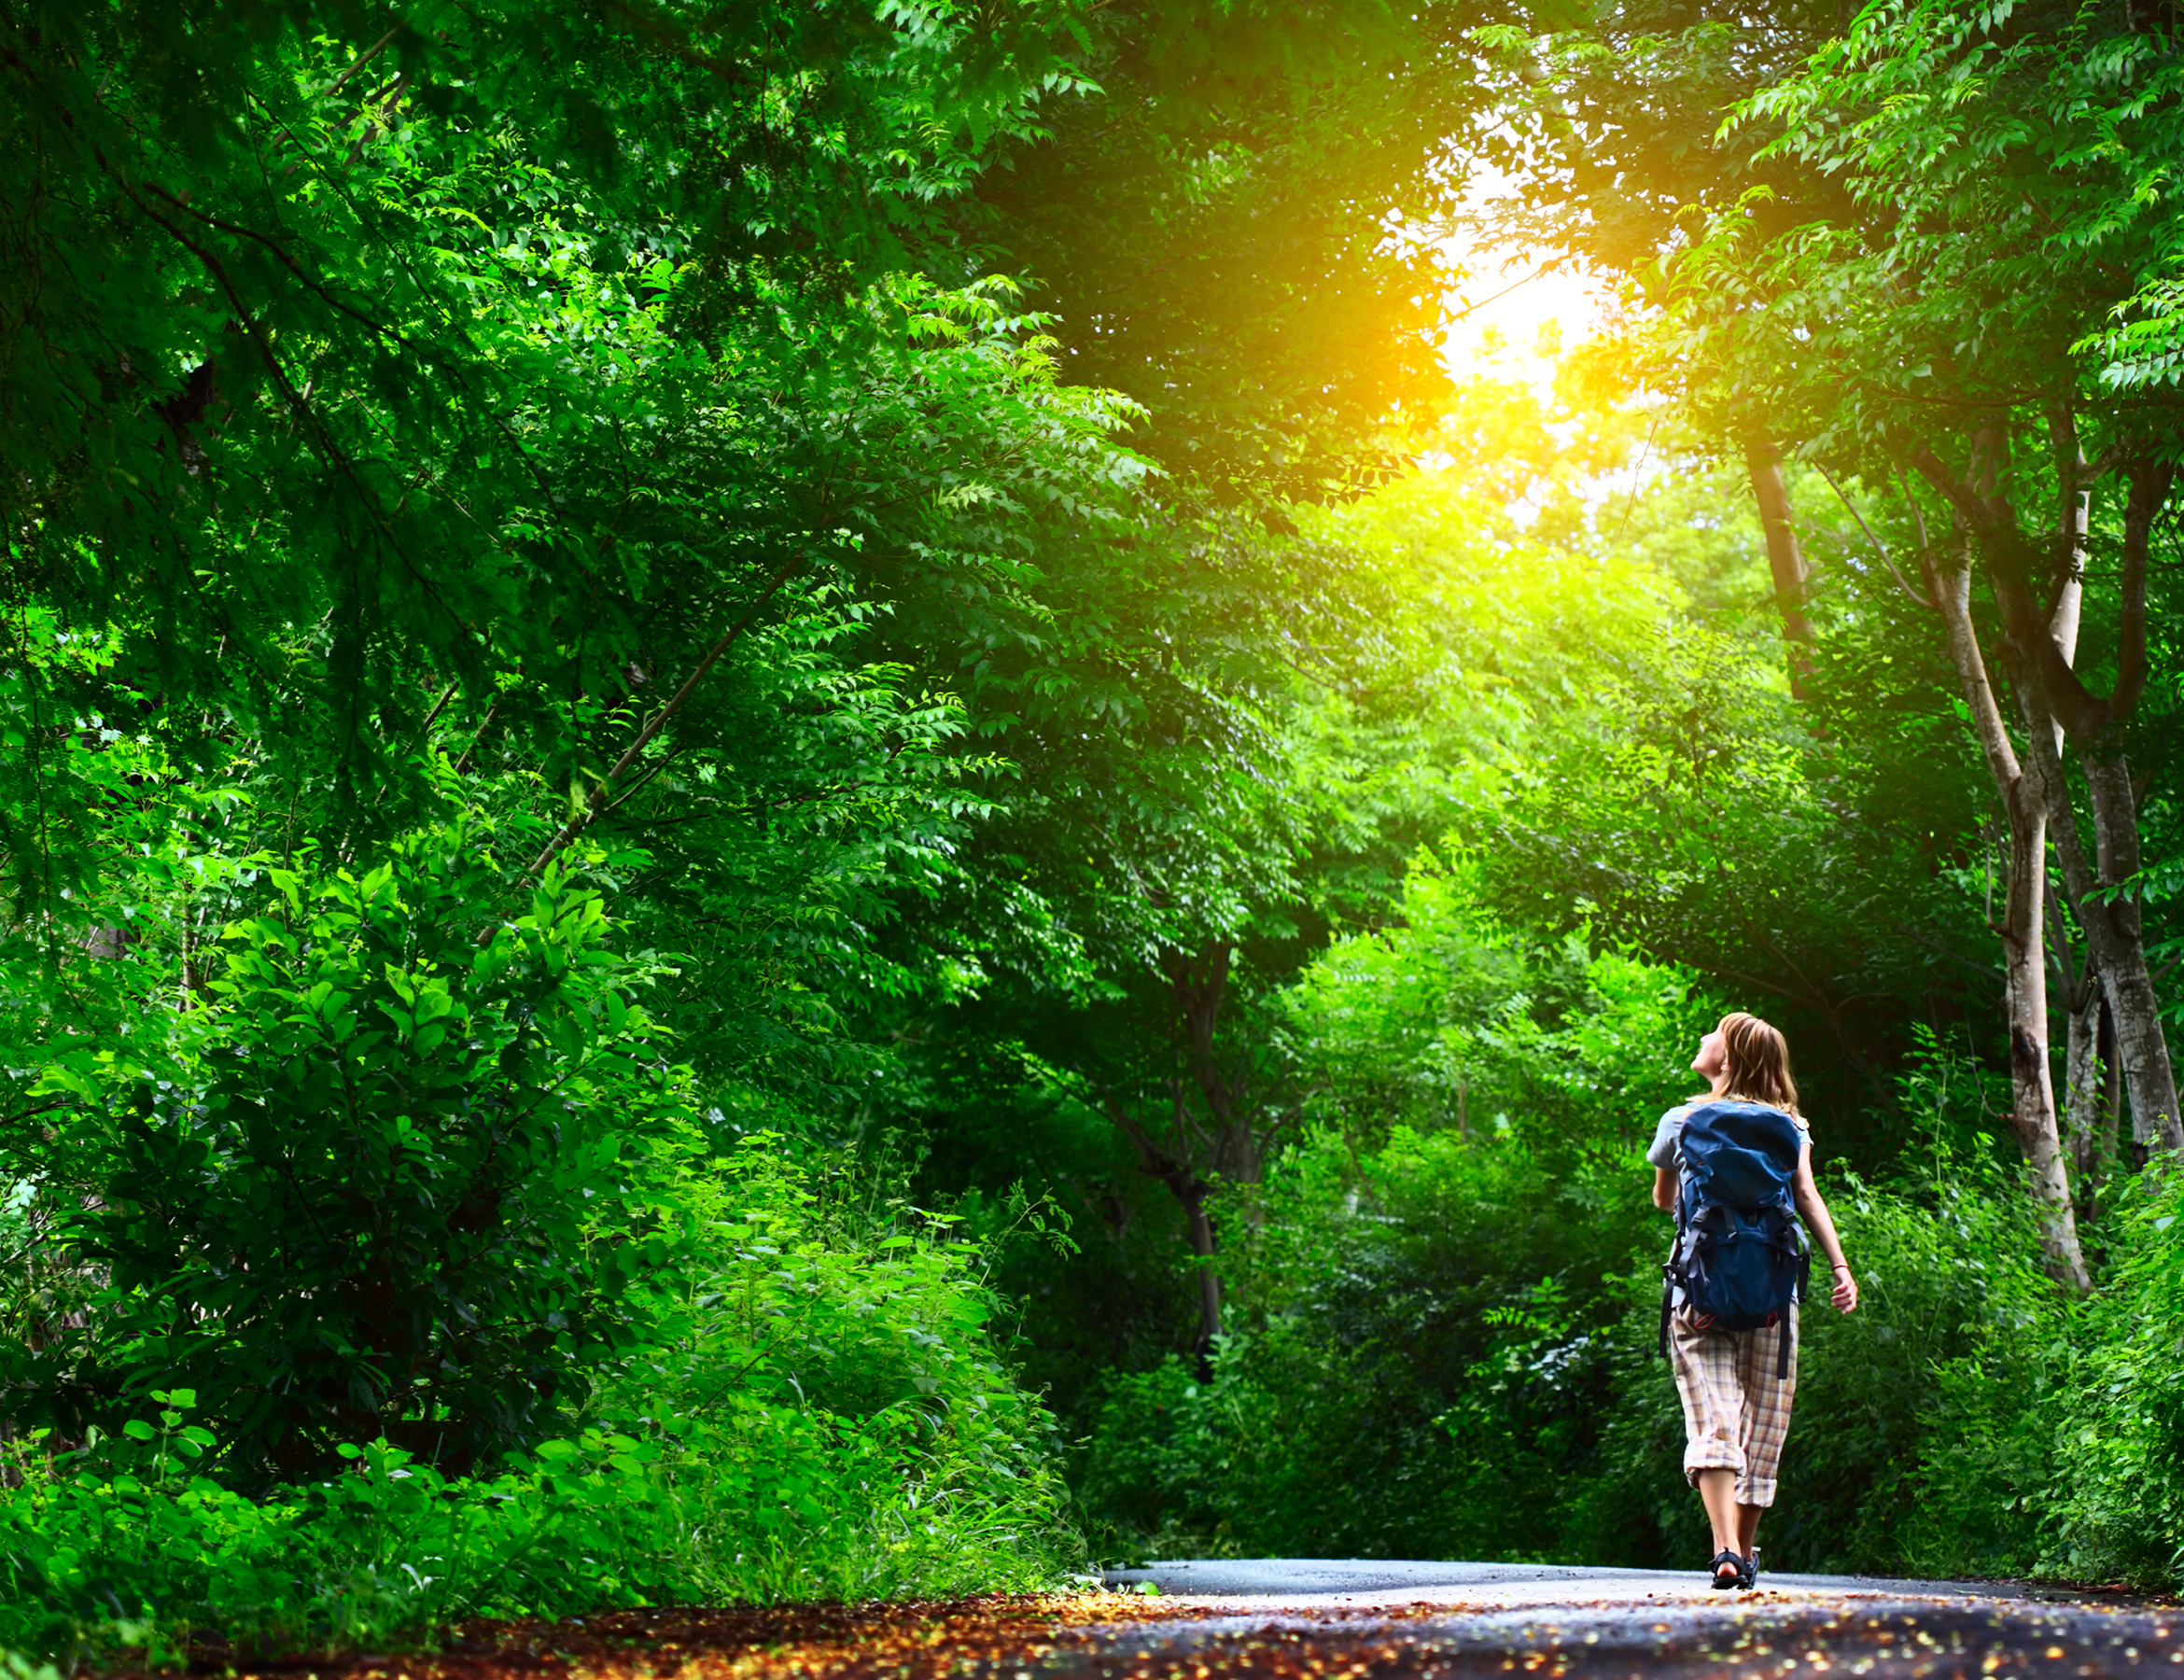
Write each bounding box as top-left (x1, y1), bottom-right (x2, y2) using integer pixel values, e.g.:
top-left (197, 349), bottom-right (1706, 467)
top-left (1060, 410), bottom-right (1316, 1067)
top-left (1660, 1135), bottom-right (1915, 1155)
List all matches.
top-left (1725, 1), bottom-right (2184, 1175)
top-left (1479, 0), bottom-right (2184, 1280)
top-left (2, 0), bottom-right (1095, 832)
top-left (972, 0), bottom-right (1546, 508)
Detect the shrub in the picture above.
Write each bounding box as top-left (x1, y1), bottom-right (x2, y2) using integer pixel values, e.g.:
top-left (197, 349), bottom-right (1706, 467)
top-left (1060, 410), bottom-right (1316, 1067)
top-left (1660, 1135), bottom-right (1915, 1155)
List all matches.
top-left (610, 1130), bottom-right (1079, 1603)
top-left (9, 832), bottom-right (693, 1477)
top-left (1082, 893), bottom-right (1714, 1564)
top-left (0, 1137), bottom-right (1078, 1668)
top-left (1082, 1125), bottom-right (1649, 1562)
top-left (2045, 1167), bottom-right (2184, 1589)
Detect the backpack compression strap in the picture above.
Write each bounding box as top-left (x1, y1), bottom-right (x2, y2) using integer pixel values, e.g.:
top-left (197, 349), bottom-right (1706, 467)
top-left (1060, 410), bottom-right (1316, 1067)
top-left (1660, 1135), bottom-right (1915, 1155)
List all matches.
top-left (1775, 1240), bottom-right (1812, 1381)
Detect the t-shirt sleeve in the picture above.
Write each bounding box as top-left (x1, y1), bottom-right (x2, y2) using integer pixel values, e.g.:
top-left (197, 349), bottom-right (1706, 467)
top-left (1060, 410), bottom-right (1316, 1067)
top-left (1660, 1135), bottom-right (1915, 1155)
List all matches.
top-left (1645, 1105), bottom-right (1689, 1169)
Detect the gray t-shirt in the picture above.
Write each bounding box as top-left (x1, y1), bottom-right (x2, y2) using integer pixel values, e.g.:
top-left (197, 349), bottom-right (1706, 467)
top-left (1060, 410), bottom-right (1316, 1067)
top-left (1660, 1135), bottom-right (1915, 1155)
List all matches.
top-left (1646, 1100), bottom-right (1812, 1171)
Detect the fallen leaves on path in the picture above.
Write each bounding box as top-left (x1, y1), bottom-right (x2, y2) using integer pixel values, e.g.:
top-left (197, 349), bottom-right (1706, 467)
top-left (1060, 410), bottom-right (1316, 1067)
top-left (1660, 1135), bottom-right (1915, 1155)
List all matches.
top-left (170, 1594), bottom-right (1195, 1680)
top-left (153, 1590), bottom-right (2181, 1680)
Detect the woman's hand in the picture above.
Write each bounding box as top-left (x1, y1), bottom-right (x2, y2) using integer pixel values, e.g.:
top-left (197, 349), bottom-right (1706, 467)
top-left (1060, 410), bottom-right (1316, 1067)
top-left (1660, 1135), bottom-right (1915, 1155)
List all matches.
top-left (1828, 1262), bottom-right (1859, 1314)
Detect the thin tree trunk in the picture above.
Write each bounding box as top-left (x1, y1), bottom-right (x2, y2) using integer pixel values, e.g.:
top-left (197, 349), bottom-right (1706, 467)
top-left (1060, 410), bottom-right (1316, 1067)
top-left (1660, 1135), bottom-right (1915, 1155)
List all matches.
top-left (2081, 756), bottom-right (2184, 1153)
top-left (1997, 804), bottom-right (2084, 1289)
top-left (1744, 437), bottom-right (1815, 697)
top-left (2021, 714), bottom-right (2183, 1156)
top-left (2063, 972), bottom-right (2105, 1216)
top-left (1183, 1193), bottom-right (1223, 1355)
top-left (1101, 1095), bottom-right (1225, 1356)
top-left (1096, 940), bottom-right (1270, 1363)
top-left (1925, 527), bottom-right (2091, 1290)
top-left (2101, 997), bottom-right (2126, 1164)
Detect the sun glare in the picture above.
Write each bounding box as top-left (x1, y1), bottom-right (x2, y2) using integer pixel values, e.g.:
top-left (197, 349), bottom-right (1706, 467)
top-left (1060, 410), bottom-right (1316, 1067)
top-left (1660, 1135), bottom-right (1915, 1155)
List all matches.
top-left (1441, 245), bottom-right (1612, 392)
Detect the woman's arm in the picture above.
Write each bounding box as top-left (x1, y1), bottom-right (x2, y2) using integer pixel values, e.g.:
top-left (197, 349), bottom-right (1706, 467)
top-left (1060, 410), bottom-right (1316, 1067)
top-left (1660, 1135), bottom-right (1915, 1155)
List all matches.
top-left (1791, 1140), bottom-right (1859, 1313)
top-left (1652, 1167), bottom-right (1678, 1212)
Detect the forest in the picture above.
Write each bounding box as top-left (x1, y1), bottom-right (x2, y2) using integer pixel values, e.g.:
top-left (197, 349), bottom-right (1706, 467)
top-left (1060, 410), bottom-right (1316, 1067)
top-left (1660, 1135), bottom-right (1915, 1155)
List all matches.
top-left (4, 0), bottom-right (2184, 1664)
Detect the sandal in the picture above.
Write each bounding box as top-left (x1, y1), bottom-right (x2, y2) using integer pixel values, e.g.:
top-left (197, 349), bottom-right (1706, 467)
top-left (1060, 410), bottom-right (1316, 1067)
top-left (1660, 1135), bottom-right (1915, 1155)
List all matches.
top-left (1744, 1546), bottom-right (1761, 1589)
top-left (1708, 1548), bottom-right (1746, 1590)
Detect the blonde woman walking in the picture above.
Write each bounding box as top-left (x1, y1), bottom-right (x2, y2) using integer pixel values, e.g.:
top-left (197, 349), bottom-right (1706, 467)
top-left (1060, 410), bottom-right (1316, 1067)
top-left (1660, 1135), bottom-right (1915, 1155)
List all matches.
top-left (1646, 1012), bottom-right (1858, 1590)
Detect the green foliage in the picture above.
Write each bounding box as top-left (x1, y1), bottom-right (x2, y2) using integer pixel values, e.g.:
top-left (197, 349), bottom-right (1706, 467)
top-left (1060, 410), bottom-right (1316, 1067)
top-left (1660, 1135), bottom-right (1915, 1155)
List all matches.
top-left (1083, 872), bottom-right (1711, 1560)
top-left (2046, 1169), bottom-right (2184, 1589)
top-left (0, 1140), bottom-right (1073, 1667)
top-left (10, 0), bottom-right (2184, 1645)
top-left (1081, 1122), bottom-right (1654, 1562)
top-left (2, 0), bottom-right (1096, 798)
top-left (1082, 894), bottom-right (2135, 1586)
top-left (5, 0), bottom-right (1566, 1643)
top-left (1284, 851), bottom-right (1713, 1152)
top-left (9, 831), bottom-right (692, 1477)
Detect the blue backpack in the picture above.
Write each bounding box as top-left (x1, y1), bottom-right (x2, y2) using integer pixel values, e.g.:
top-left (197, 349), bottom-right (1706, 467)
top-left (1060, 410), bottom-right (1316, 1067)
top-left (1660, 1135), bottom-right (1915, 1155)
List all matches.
top-left (1659, 1099), bottom-right (1811, 1379)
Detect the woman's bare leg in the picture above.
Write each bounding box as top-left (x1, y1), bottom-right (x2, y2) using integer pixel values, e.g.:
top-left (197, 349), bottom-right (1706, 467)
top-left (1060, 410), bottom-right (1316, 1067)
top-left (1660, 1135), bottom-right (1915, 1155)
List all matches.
top-left (1698, 1469), bottom-right (1741, 1556)
top-left (1736, 1504), bottom-right (1762, 1556)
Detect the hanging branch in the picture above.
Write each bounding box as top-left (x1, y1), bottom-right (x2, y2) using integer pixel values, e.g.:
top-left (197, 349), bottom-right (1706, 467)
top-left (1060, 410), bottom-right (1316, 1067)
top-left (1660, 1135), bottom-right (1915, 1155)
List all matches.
top-left (518, 552), bottom-right (805, 884)
top-left (1813, 462), bottom-right (1934, 609)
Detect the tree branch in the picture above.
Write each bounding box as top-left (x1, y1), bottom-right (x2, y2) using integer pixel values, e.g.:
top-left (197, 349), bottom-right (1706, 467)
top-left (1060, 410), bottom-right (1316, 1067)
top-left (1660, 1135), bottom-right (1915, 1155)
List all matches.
top-left (1814, 462), bottom-right (1934, 609)
top-left (322, 29), bottom-right (400, 99)
top-left (519, 553), bottom-right (805, 882)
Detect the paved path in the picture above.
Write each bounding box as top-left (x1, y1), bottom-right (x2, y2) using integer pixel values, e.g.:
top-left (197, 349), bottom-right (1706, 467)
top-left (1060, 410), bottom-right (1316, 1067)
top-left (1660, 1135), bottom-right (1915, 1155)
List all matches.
top-left (1101, 1556), bottom-right (2054, 1606)
top-left (1072, 1559), bottom-right (2177, 1676)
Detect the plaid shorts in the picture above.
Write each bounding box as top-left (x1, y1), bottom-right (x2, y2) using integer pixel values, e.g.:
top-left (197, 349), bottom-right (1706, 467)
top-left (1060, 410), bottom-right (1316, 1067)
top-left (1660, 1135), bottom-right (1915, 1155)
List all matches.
top-left (1668, 1306), bottom-right (1799, 1506)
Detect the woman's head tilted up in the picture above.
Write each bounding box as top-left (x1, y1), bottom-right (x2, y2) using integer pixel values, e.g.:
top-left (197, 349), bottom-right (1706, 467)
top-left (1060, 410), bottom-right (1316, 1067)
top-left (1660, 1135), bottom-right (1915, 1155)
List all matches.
top-left (1691, 1011), bottom-right (1800, 1114)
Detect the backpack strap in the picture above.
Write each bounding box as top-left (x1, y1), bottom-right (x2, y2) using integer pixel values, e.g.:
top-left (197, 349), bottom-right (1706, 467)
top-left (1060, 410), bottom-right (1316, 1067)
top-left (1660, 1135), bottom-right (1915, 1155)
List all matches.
top-left (1659, 1184), bottom-right (1688, 1362)
top-left (1777, 1304), bottom-right (1795, 1380)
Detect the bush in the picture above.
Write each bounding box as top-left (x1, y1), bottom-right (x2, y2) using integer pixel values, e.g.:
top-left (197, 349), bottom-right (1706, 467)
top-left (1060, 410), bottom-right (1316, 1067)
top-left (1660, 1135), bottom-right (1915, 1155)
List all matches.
top-left (0, 1136), bottom-right (1078, 1667)
top-left (1081, 1124), bottom-right (1652, 1562)
top-left (9, 832), bottom-right (693, 1477)
top-left (1082, 886), bottom-right (1715, 1564)
top-left (1283, 852), bottom-right (1715, 1156)
top-left (609, 1130), bottom-right (1079, 1604)
top-left (2045, 1167), bottom-right (2184, 1589)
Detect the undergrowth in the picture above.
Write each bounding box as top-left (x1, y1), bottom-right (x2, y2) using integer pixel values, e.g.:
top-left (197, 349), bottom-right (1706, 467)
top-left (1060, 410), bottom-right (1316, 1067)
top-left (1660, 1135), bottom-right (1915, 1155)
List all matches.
top-left (0, 1139), bottom-right (1078, 1670)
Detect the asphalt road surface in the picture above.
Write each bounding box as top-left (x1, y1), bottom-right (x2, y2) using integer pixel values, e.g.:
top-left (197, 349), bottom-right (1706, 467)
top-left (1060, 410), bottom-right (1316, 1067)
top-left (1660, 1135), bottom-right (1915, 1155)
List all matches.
top-left (1058, 1559), bottom-right (2178, 1678)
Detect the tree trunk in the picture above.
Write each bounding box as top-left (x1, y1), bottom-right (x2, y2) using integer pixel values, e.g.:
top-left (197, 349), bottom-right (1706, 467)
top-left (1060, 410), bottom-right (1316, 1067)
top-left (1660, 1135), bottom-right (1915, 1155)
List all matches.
top-left (2102, 998), bottom-right (2127, 1165)
top-left (1097, 939), bottom-right (1272, 1362)
top-left (1997, 805), bottom-right (2085, 1289)
top-left (2062, 970), bottom-right (2106, 1216)
top-left (1926, 529), bottom-right (2091, 1290)
top-left (2080, 756), bottom-right (2184, 1153)
top-left (2021, 726), bottom-right (2184, 1157)
top-left (1743, 437), bottom-right (1815, 697)
top-left (1102, 1095), bottom-right (1226, 1357)
top-left (1935, 437), bottom-right (2184, 1161)
top-left (1183, 1190), bottom-right (1223, 1355)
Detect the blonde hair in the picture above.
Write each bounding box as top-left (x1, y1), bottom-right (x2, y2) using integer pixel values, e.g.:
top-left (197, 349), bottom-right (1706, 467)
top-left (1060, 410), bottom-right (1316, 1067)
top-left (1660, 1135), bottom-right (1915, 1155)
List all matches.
top-left (1710, 1011), bottom-right (1800, 1115)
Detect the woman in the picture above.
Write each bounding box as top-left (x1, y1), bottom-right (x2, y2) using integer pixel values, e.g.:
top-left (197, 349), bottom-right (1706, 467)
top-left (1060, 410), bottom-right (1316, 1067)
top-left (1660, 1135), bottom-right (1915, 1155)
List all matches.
top-left (1646, 1012), bottom-right (1858, 1590)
